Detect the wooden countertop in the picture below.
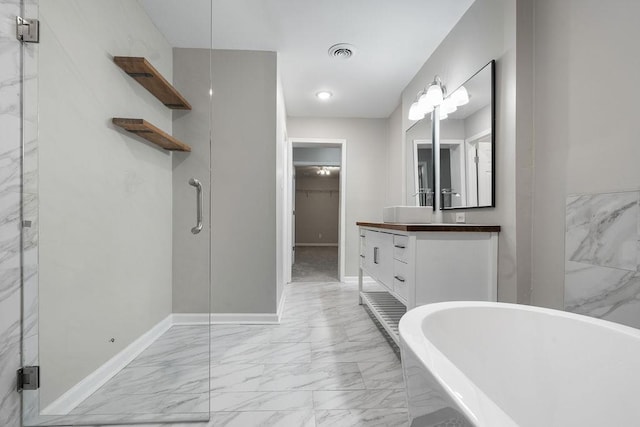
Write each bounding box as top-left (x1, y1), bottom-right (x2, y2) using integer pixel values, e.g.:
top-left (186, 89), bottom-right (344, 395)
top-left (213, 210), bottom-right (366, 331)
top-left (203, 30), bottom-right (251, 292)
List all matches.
top-left (356, 222), bottom-right (501, 233)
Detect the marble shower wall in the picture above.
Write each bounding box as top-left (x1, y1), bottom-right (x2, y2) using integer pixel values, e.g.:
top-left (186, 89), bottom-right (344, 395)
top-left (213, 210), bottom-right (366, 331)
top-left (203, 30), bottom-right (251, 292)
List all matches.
top-left (565, 191), bottom-right (640, 328)
top-left (1, 1), bottom-right (25, 426)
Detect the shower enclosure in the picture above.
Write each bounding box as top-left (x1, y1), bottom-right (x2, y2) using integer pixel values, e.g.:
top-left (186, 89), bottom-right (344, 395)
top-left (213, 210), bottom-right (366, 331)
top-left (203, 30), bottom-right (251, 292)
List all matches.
top-left (18, 1), bottom-right (213, 425)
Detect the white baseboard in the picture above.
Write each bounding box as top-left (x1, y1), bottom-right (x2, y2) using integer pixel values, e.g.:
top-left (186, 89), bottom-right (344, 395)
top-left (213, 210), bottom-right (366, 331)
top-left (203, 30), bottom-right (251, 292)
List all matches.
top-left (210, 313), bottom-right (280, 324)
top-left (295, 243), bottom-right (339, 247)
top-left (172, 312), bottom-right (281, 325)
top-left (277, 292), bottom-right (287, 323)
top-left (343, 275), bottom-right (376, 284)
top-left (41, 314), bottom-right (173, 415)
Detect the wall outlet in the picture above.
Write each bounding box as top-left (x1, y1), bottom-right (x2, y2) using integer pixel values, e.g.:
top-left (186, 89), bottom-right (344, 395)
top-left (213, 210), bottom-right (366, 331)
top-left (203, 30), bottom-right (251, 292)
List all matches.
top-left (455, 212), bottom-right (466, 223)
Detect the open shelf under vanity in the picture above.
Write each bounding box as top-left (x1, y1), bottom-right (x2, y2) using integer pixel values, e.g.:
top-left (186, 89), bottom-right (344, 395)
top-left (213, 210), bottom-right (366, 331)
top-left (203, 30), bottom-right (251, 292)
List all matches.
top-left (360, 291), bottom-right (407, 345)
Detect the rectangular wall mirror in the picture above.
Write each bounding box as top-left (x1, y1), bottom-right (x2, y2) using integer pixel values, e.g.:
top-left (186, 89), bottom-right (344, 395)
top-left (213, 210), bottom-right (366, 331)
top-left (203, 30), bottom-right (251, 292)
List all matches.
top-left (438, 60), bottom-right (495, 209)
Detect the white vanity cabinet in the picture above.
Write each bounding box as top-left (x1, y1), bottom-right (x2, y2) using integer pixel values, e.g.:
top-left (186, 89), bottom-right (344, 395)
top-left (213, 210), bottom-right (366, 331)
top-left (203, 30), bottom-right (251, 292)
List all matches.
top-left (357, 222), bottom-right (500, 344)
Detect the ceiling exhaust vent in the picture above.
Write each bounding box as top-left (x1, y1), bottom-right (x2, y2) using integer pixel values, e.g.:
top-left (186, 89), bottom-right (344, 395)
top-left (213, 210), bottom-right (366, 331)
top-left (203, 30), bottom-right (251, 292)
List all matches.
top-left (328, 43), bottom-right (355, 59)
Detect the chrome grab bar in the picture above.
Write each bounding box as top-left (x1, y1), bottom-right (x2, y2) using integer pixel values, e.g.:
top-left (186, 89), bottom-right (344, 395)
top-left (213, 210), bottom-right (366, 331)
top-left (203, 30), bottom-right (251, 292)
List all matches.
top-left (188, 178), bottom-right (203, 234)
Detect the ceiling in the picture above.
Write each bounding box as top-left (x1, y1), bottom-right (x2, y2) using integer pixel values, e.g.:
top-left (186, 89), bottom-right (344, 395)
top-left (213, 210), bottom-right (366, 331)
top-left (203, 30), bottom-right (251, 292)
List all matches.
top-left (141, 0), bottom-right (475, 118)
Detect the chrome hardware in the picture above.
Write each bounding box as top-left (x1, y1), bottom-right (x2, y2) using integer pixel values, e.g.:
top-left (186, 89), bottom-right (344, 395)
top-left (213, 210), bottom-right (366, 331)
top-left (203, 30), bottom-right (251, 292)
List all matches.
top-left (373, 247), bottom-right (379, 264)
top-left (16, 17), bottom-right (39, 43)
top-left (360, 254), bottom-right (365, 258)
top-left (394, 275), bottom-right (406, 283)
top-left (188, 178), bottom-right (203, 234)
top-left (394, 244), bottom-right (405, 249)
top-left (17, 366), bottom-right (39, 392)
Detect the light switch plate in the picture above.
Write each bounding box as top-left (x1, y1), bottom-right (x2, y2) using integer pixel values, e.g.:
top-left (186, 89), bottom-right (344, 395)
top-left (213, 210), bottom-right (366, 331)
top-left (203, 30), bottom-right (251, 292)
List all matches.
top-left (455, 212), bottom-right (466, 223)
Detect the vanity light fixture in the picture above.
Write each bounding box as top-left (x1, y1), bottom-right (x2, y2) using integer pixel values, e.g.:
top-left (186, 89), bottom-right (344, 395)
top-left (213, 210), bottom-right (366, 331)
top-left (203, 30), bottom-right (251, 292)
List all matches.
top-left (422, 76), bottom-right (444, 109)
top-left (409, 76), bottom-right (445, 120)
top-left (441, 97), bottom-right (458, 115)
top-left (316, 91), bottom-right (333, 101)
top-left (408, 91), bottom-right (426, 121)
top-left (451, 86), bottom-right (469, 106)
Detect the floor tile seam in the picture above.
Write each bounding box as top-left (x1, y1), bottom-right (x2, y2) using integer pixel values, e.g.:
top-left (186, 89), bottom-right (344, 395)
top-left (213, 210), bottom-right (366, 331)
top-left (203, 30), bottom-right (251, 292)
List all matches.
top-left (79, 391), bottom-right (209, 398)
top-left (128, 362), bottom-right (210, 367)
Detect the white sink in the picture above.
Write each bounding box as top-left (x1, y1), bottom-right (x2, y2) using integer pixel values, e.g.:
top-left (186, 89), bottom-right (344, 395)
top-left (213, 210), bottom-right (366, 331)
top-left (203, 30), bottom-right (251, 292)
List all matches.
top-left (383, 206), bottom-right (433, 224)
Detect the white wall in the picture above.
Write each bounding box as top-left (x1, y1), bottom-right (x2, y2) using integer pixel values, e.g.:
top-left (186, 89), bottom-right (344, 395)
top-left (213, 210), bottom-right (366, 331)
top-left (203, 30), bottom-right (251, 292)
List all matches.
top-left (531, 0), bottom-right (640, 309)
top-left (38, 0), bottom-right (174, 407)
top-left (399, 0), bottom-right (529, 303)
top-left (287, 117), bottom-right (388, 277)
top-left (295, 174), bottom-right (340, 245)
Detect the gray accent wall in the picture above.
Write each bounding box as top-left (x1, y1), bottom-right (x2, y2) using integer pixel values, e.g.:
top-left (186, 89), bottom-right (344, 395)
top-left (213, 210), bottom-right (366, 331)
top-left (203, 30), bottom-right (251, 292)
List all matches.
top-left (171, 49), bottom-right (278, 315)
top-left (211, 50), bottom-right (277, 314)
top-left (172, 48), bottom-right (211, 314)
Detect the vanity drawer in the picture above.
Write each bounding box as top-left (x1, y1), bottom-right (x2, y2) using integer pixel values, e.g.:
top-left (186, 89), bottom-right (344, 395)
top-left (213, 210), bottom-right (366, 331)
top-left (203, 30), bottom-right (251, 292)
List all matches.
top-left (393, 260), bottom-right (408, 302)
top-left (393, 234), bottom-right (409, 263)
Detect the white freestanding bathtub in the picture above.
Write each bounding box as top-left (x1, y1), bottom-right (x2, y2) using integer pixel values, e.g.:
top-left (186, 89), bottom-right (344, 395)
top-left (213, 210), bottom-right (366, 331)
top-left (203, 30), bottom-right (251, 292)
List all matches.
top-left (399, 302), bottom-right (640, 427)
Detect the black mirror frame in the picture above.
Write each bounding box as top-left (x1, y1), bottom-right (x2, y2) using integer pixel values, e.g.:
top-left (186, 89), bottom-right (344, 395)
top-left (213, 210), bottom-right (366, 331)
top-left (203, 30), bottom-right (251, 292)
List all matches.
top-left (438, 59), bottom-right (495, 211)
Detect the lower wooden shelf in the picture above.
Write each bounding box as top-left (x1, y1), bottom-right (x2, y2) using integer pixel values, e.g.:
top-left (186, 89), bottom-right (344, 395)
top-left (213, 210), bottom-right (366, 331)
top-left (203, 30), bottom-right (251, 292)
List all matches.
top-left (112, 118), bottom-right (191, 152)
top-left (360, 291), bottom-right (407, 345)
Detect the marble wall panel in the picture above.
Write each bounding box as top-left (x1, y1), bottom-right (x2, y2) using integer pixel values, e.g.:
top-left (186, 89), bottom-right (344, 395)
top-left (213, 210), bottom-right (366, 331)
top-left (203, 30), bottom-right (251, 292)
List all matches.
top-left (1, 1), bottom-right (27, 426)
top-left (565, 191), bottom-right (640, 329)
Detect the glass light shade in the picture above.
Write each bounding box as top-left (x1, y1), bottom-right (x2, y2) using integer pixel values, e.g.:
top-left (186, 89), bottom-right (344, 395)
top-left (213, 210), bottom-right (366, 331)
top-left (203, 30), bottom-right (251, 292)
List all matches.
top-left (438, 107), bottom-right (448, 121)
top-left (442, 98), bottom-right (457, 114)
top-left (424, 82), bottom-right (444, 107)
top-left (451, 86), bottom-right (469, 106)
top-left (408, 101), bottom-right (425, 121)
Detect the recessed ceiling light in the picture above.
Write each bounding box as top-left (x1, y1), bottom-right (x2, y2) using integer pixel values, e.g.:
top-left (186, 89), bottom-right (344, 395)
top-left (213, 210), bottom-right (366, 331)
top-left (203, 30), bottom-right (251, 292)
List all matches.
top-left (316, 91), bottom-right (333, 101)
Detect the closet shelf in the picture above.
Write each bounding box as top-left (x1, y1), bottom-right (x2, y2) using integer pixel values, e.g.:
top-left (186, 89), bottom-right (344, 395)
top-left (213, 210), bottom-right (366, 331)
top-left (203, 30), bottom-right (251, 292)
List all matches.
top-left (112, 118), bottom-right (191, 152)
top-left (113, 56), bottom-right (192, 110)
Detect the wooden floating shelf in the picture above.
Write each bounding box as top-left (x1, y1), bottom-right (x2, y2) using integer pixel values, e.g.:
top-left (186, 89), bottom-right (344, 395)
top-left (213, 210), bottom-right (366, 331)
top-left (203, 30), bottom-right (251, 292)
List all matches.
top-left (113, 56), bottom-right (192, 110)
top-left (112, 118), bottom-right (191, 152)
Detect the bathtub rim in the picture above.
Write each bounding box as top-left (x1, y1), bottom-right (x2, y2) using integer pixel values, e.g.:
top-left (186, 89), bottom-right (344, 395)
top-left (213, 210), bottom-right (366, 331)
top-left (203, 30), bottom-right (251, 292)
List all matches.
top-left (398, 301), bottom-right (640, 427)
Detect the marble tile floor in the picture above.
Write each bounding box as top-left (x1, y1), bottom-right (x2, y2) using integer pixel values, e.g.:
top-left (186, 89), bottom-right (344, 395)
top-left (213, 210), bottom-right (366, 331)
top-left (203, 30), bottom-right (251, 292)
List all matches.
top-left (64, 280), bottom-right (408, 426)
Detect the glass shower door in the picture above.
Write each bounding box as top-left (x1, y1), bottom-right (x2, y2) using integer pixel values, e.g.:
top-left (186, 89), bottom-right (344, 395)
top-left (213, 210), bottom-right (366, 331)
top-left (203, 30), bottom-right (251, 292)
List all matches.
top-left (21, 1), bottom-right (213, 425)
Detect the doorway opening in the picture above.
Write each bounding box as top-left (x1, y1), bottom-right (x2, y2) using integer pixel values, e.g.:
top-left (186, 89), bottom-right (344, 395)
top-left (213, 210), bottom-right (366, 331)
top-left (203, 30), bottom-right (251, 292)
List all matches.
top-left (286, 139), bottom-right (346, 283)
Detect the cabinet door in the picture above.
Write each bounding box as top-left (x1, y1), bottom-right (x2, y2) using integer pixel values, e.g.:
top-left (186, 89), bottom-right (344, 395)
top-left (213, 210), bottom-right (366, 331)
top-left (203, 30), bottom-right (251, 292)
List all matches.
top-left (362, 229), bottom-right (377, 277)
top-left (374, 232), bottom-right (394, 289)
